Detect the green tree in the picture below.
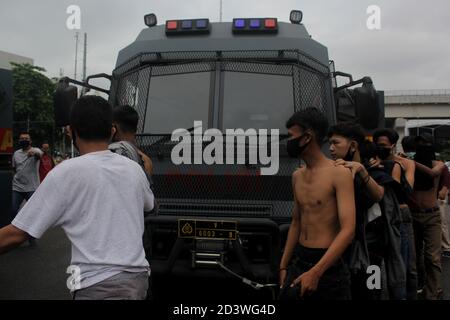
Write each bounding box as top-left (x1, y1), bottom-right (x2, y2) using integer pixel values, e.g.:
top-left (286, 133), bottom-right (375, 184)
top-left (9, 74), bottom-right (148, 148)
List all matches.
top-left (11, 62), bottom-right (57, 148)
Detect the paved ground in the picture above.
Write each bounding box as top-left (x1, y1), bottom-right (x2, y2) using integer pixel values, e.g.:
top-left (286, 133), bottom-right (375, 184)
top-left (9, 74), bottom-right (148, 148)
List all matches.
top-left (1, 206), bottom-right (450, 300)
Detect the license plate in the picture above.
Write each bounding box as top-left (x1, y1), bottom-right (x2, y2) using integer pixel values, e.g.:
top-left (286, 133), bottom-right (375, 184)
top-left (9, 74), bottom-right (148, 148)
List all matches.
top-left (178, 219), bottom-right (237, 240)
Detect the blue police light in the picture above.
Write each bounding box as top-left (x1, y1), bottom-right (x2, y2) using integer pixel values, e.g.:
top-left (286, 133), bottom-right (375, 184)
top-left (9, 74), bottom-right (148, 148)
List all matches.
top-left (182, 20), bottom-right (192, 29)
top-left (196, 19), bottom-right (208, 29)
top-left (234, 19), bottom-right (246, 28)
top-left (249, 19), bottom-right (260, 28)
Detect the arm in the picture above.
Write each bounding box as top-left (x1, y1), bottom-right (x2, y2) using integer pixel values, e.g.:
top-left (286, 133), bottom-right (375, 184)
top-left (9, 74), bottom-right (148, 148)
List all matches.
top-left (360, 168), bottom-right (384, 203)
top-left (12, 154), bottom-right (16, 174)
top-left (335, 159), bottom-right (384, 202)
top-left (439, 186), bottom-right (448, 201)
top-left (279, 172), bottom-right (302, 287)
top-left (280, 173), bottom-right (301, 269)
top-left (404, 159), bottom-right (415, 189)
top-left (415, 161), bottom-right (444, 178)
top-left (137, 149), bottom-right (153, 176)
top-left (292, 167), bottom-right (355, 296)
top-left (27, 148), bottom-right (43, 160)
top-left (0, 225), bottom-right (29, 254)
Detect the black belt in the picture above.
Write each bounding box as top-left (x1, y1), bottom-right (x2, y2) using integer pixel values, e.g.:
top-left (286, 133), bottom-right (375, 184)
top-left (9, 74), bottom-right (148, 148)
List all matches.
top-left (411, 206), bottom-right (440, 214)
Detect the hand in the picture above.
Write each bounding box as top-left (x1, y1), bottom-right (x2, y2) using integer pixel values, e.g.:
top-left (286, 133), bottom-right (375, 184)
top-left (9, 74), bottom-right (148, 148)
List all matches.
top-left (397, 152), bottom-right (407, 158)
top-left (439, 188), bottom-right (448, 200)
top-left (279, 269), bottom-right (288, 288)
top-left (435, 161), bottom-right (445, 172)
top-left (369, 157), bottom-right (381, 168)
top-left (335, 159), bottom-right (364, 178)
top-left (290, 269), bottom-right (320, 298)
top-left (27, 150), bottom-right (35, 157)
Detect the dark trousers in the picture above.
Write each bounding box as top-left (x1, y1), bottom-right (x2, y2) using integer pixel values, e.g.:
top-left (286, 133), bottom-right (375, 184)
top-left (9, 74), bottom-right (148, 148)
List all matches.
top-left (279, 245), bottom-right (351, 300)
top-left (399, 206), bottom-right (418, 300)
top-left (412, 209), bottom-right (442, 300)
top-left (11, 190), bottom-right (35, 243)
top-left (11, 191), bottom-right (34, 220)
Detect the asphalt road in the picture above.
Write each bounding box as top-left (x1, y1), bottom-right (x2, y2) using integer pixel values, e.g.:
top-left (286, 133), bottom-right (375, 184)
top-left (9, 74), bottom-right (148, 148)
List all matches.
top-left (1, 207), bottom-right (450, 300)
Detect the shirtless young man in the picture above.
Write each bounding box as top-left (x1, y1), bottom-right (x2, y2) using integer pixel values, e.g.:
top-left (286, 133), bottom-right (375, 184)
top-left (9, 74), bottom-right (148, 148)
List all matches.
top-left (373, 128), bottom-right (417, 300)
top-left (409, 133), bottom-right (445, 300)
top-left (279, 108), bottom-right (355, 300)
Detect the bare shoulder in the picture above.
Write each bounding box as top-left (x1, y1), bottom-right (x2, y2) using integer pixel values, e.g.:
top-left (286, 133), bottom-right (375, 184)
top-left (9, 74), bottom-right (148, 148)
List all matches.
top-left (292, 166), bottom-right (305, 179)
top-left (403, 157), bottom-right (415, 169)
top-left (332, 165), bottom-right (353, 184)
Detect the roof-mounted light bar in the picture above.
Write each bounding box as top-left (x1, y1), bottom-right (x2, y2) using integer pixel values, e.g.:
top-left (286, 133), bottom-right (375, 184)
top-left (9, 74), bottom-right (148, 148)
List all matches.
top-left (232, 18), bottom-right (278, 34)
top-left (165, 19), bottom-right (210, 35)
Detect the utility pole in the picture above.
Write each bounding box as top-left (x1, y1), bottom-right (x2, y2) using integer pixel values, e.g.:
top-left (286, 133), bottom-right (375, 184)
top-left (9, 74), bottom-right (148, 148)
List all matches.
top-left (220, 0), bottom-right (223, 22)
top-left (74, 32), bottom-right (79, 80)
top-left (82, 33), bottom-right (87, 82)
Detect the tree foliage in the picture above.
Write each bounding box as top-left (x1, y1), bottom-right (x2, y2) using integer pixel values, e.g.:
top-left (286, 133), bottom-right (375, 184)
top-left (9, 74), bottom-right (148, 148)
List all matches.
top-left (11, 62), bottom-right (57, 147)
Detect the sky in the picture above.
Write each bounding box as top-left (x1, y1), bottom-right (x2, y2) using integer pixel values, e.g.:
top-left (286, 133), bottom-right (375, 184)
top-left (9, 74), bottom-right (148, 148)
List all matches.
top-left (1, 0), bottom-right (449, 91)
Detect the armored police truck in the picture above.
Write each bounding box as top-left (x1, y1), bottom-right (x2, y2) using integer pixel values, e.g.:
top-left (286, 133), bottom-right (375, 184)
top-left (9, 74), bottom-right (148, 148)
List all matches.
top-left (54, 10), bottom-right (384, 298)
top-left (0, 64), bottom-right (14, 227)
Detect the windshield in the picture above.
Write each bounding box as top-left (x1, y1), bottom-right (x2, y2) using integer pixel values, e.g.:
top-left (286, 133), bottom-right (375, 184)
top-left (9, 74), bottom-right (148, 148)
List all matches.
top-left (143, 71), bottom-right (211, 134)
top-left (222, 72), bottom-right (294, 133)
top-left (139, 63), bottom-right (295, 134)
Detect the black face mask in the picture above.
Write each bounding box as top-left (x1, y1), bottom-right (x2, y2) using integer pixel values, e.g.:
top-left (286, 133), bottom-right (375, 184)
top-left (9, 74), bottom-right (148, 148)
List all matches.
top-left (343, 146), bottom-right (355, 161)
top-left (19, 140), bottom-right (30, 149)
top-left (376, 146), bottom-right (391, 160)
top-left (286, 134), bottom-right (310, 159)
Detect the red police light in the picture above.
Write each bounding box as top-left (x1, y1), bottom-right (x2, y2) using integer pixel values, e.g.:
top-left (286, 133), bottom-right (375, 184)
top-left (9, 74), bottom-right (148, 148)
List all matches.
top-left (264, 19), bottom-right (277, 28)
top-left (166, 21), bottom-right (178, 30)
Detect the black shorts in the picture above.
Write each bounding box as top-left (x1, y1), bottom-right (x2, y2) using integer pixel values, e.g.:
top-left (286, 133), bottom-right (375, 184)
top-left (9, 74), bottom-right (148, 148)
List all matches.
top-left (279, 245), bottom-right (351, 300)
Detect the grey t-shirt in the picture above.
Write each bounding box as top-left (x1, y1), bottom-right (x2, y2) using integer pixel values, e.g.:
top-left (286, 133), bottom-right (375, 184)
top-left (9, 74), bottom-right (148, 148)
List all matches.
top-left (12, 147), bottom-right (43, 192)
top-left (12, 150), bottom-right (154, 290)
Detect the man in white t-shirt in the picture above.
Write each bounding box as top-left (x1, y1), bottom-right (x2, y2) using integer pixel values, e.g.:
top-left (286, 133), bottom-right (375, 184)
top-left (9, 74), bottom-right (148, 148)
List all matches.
top-left (11, 132), bottom-right (43, 246)
top-left (0, 96), bottom-right (154, 300)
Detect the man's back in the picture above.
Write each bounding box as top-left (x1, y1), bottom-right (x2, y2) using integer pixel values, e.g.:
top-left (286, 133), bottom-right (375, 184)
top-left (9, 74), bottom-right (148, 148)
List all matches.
top-left (13, 150), bottom-right (154, 289)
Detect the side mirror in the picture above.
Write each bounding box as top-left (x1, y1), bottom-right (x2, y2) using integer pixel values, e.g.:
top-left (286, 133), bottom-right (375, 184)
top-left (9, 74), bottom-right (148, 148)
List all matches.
top-left (53, 78), bottom-right (78, 127)
top-left (353, 77), bottom-right (381, 130)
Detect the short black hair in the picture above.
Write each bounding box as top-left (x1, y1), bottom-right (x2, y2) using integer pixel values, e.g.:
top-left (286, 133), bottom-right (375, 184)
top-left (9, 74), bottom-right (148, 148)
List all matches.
top-left (401, 136), bottom-right (416, 152)
top-left (373, 128), bottom-right (399, 145)
top-left (113, 105), bottom-right (139, 134)
top-left (286, 107), bottom-right (329, 145)
top-left (70, 95), bottom-right (113, 142)
top-left (327, 121), bottom-right (366, 150)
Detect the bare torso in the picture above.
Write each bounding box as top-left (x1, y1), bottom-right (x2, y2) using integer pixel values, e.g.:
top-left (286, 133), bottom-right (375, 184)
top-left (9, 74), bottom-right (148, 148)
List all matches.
top-left (411, 160), bottom-right (440, 209)
top-left (293, 160), bottom-right (341, 248)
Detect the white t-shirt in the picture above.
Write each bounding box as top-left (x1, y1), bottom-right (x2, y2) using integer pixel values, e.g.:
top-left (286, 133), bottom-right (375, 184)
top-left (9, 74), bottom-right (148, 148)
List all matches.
top-left (12, 150), bottom-right (154, 290)
top-left (12, 147), bottom-right (43, 192)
